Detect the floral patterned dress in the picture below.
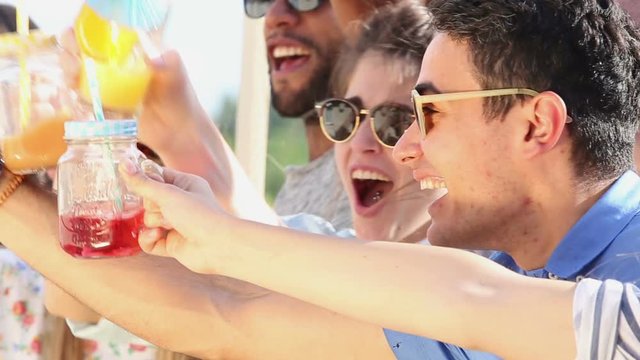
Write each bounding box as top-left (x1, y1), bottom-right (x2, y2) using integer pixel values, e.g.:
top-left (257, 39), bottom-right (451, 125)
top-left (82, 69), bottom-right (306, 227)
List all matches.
top-left (0, 248), bottom-right (156, 359)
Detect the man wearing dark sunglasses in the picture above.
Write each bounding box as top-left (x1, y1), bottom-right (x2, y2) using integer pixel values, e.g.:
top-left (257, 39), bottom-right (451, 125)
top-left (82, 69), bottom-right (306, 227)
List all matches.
top-left (243, 0), bottom-right (350, 230)
top-left (243, 0), bottom-right (396, 231)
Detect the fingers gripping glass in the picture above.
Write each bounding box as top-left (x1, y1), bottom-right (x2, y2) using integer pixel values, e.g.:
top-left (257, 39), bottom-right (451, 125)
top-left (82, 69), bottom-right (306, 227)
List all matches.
top-left (411, 88), bottom-right (549, 139)
top-left (316, 99), bottom-right (415, 148)
top-left (244, 0), bottom-right (324, 18)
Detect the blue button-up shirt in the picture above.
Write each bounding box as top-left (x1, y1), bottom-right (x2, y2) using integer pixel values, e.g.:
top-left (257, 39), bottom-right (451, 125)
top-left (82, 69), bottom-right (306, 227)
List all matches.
top-left (385, 170), bottom-right (640, 359)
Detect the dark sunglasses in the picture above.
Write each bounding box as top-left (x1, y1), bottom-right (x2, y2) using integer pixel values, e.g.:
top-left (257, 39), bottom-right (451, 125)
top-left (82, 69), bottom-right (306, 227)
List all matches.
top-left (315, 98), bottom-right (415, 148)
top-left (244, 0), bottom-right (325, 19)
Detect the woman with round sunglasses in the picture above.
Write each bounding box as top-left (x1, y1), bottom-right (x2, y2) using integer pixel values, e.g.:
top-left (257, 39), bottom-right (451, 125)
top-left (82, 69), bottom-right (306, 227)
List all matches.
top-left (244, 0), bottom-right (441, 244)
top-left (312, 27), bottom-right (445, 244)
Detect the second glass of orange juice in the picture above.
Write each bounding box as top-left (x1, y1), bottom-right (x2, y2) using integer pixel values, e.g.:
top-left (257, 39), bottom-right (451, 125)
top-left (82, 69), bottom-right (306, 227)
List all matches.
top-left (1, 113), bottom-right (69, 172)
top-left (0, 32), bottom-right (87, 174)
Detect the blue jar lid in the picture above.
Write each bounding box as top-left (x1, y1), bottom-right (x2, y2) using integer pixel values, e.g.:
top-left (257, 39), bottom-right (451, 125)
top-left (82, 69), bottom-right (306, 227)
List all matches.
top-left (64, 120), bottom-right (138, 139)
top-left (86, 0), bottom-right (169, 30)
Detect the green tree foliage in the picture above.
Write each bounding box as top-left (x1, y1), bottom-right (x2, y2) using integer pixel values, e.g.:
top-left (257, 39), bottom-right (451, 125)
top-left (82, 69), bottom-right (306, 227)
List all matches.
top-left (213, 95), bottom-right (309, 204)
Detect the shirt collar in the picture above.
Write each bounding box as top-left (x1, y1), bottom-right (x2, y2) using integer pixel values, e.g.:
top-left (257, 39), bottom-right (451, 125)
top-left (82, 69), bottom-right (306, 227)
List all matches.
top-left (545, 170), bottom-right (640, 279)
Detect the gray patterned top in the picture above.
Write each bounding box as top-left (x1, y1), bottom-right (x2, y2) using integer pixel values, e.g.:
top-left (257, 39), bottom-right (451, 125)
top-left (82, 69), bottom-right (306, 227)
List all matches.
top-left (273, 148), bottom-right (352, 231)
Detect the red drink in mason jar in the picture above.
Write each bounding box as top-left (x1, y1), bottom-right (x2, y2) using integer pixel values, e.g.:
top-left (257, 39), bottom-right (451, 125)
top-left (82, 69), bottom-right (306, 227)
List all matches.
top-left (59, 202), bottom-right (144, 258)
top-left (57, 120), bottom-right (145, 259)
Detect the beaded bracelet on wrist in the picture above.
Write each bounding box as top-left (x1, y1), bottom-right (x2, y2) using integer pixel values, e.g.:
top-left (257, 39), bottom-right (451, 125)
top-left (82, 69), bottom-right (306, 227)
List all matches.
top-left (0, 172), bottom-right (24, 206)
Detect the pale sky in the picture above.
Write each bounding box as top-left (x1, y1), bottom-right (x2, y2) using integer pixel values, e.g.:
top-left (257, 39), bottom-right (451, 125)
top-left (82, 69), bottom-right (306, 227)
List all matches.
top-left (2, 0), bottom-right (246, 114)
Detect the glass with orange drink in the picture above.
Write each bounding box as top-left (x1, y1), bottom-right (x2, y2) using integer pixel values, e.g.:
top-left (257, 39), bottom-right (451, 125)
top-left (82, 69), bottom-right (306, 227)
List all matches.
top-left (0, 32), bottom-right (89, 174)
top-left (74, 0), bottom-right (169, 115)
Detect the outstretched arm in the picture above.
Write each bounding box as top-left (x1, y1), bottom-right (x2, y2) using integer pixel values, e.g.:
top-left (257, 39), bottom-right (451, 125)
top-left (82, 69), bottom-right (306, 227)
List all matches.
top-left (125, 165), bottom-right (578, 360)
top-left (0, 183), bottom-right (395, 359)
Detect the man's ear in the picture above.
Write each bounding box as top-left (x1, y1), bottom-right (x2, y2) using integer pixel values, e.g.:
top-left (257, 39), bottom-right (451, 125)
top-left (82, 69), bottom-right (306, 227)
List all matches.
top-left (521, 91), bottom-right (569, 158)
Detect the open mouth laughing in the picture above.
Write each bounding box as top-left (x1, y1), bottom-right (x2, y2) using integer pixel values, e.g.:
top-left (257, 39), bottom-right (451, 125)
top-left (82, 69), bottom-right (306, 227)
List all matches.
top-left (270, 45), bottom-right (312, 73)
top-left (351, 169), bottom-right (394, 209)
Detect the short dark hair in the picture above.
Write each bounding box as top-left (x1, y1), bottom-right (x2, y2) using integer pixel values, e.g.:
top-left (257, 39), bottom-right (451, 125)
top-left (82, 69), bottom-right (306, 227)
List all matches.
top-left (428, 0), bottom-right (640, 182)
top-left (330, 0), bottom-right (434, 97)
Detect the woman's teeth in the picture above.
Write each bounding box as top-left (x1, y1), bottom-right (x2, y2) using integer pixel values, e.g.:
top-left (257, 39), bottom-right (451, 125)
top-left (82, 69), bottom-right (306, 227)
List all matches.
top-left (420, 178), bottom-right (447, 190)
top-left (351, 169), bottom-right (390, 181)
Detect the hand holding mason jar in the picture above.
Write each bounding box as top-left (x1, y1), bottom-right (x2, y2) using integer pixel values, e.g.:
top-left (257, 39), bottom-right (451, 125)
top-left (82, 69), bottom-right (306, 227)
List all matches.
top-left (57, 120), bottom-right (145, 258)
top-left (53, 1), bottom-right (169, 259)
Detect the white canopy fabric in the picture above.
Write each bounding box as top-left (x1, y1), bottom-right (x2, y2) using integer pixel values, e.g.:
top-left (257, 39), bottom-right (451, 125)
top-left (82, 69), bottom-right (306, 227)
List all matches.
top-left (235, 17), bottom-right (270, 196)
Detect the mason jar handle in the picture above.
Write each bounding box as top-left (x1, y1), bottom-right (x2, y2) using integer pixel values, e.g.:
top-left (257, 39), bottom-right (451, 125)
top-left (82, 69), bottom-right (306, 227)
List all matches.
top-left (139, 158), bottom-right (163, 181)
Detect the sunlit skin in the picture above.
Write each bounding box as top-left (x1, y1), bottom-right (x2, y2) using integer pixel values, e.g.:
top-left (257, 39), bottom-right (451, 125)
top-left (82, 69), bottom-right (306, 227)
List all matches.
top-left (335, 52), bottom-right (444, 243)
top-left (394, 34), bottom-right (580, 269)
top-left (265, 0), bottom-right (344, 116)
top-left (619, 0), bottom-right (640, 22)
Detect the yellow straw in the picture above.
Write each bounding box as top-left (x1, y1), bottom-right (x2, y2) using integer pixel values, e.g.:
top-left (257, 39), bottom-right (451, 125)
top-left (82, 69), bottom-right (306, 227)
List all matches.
top-left (16, 0), bottom-right (30, 131)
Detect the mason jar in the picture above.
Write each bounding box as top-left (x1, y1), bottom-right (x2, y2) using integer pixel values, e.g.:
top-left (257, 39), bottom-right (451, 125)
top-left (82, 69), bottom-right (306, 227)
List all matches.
top-left (0, 32), bottom-right (89, 174)
top-left (57, 119), bottom-right (145, 258)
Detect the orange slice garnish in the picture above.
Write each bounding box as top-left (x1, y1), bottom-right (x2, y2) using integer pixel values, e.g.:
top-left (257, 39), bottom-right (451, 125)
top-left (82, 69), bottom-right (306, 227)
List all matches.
top-left (74, 3), bottom-right (139, 63)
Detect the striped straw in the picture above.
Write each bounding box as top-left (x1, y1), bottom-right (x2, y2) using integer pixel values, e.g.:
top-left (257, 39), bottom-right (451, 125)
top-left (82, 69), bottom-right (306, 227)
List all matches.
top-left (83, 56), bottom-right (124, 212)
top-left (16, 0), bottom-right (30, 131)
top-left (83, 57), bottom-right (106, 122)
